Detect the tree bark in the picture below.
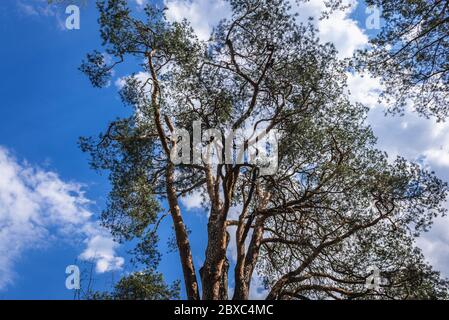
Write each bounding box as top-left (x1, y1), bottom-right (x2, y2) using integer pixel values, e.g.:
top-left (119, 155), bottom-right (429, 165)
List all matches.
top-left (201, 166), bottom-right (236, 299)
top-left (233, 185), bottom-right (269, 300)
top-left (166, 163), bottom-right (200, 300)
top-left (200, 206), bottom-right (228, 299)
top-left (233, 216), bottom-right (264, 300)
top-left (218, 231), bottom-right (230, 300)
top-left (148, 51), bottom-right (200, 300)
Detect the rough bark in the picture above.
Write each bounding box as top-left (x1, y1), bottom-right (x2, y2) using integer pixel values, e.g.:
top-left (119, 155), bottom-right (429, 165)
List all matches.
top-left (165, 163), bottom-right (200, 300)
top-left (148, 51), bottom-right (200, 300)
top-left (219, 231), bottom-right (231, 300)
top-left (201, 166), bottom-right (237, 299)
top-left (233, 216), bottom-right (265, 300)
top-left (200, 205), bottom-right (228, 298)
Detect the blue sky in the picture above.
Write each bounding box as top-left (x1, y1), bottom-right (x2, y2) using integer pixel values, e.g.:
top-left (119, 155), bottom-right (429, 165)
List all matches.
top-left (0, 0), bottom-right (121, 299)
top-left (0, 0), bottom-right (143, 299)
top-left (0, 0), bottom-right (211, 299)
top-left (1, 0), bottom-right (449, 300)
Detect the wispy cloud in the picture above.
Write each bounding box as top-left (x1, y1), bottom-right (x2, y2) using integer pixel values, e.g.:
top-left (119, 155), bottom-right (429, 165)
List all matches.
top-left (0, 146), bottom-right (123, 289)
top-left (17, 0), bottom-right (68, 30)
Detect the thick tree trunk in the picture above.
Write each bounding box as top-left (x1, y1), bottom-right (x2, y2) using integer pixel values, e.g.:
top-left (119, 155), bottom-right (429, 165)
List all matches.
top-left (201, 167), bottom-right (236, 299)
top-left (200, 208), bottom-right (228, 299)
top-left (166, 163), bottom-right (200, 300)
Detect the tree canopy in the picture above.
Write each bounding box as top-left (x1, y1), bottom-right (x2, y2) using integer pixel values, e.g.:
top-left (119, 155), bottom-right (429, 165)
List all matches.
top-left (80, 0), bottom-right (449, 300)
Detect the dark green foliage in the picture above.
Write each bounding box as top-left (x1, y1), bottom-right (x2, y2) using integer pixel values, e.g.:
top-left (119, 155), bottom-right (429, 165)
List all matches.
top-left (87, 270), bottom-right (180, 300)
top-left (79, 51), bottom-right (113, 88)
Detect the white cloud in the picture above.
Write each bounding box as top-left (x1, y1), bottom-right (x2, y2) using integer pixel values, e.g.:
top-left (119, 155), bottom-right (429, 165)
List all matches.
top-left (164, 0), bottom-right (232, 41)
top-left (367, 107), bottom-right (449, 277)
top-left (366, 101), bottom-right (449, 177)
top-left (180, 190), bottom-right (203, 210)
top-left (0, 147), bottom-right (123, 289)
top-left (318, 13), bottom-right (368, 58)
top-left (17, 0), bottom-right (67, 30)
top-left (347, 71), bottom-right (383, 108)
top-left (134, 0), bottom-right (148, 7)
top-left (416, 214), bottom-right (449, 276)
top-left (291, 0), bottom-right (368, 58)
top-left (79, 234), bottom-right (124, 273)
top-left (164, 0), bottom-right (367, 57)
top-left (115, 71), bottom-right (151, 90)
top-left (424, 148), bottom-right (449, 168)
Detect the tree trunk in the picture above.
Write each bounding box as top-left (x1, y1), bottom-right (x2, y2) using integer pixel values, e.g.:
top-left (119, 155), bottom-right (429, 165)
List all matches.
top-left (201, 167), bottom-right (236, 299)
top-left (233, 216), bottom-right (264, 300)
top-left (218, 231), bottom-right (230, 300)
top-left (148, 51), bottom-right (199, 300)
top-left (200, 209), bottom-right (228, 299)
top-left (166, 163), bottom-right (200, 300)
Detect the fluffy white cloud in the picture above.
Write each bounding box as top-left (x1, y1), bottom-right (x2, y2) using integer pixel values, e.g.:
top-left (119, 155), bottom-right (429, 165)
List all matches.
top-left (369, 109), bottom-right (449, 277)
top-left (79, 234), bottom-right (124, 273)
top-left (347, 71), bottom-right (383, 109)
top-left (164, 0), bottom-right (232, 41)
top-left (416, 215), bottom-right (449, 276)
top-left (318, 12), bottom-right (368, 58)
top-left (180, 190), bottom-right (204, 211)
top-left (291, 0), bottom-right (368, 58)
top-left (0, 147), bottom-right (123, 289)
top-left (114, 71), bottom-right (151, 90)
